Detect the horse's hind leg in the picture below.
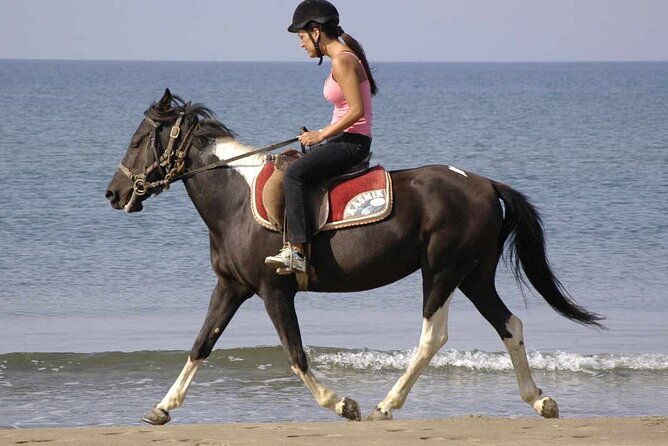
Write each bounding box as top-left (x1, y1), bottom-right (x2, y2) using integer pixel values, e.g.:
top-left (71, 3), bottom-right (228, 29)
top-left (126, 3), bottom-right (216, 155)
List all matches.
top-left (142, 279), bottom-right (252, 425)
top-left (262, 287), bottom-right (361, 421)
top-left (368, 266), bottom-right (457, 421)
top-left (459, 269), bottom-right (559, 418)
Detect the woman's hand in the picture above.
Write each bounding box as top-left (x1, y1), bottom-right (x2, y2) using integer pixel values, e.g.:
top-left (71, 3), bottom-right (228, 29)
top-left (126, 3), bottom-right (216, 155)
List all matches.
top-left (299, 130), bottom-right (324, 147)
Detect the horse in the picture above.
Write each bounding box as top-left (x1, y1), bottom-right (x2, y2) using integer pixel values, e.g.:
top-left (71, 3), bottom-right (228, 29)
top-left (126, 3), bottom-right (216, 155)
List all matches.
top-left (105, 89), bottom-right (603, 425)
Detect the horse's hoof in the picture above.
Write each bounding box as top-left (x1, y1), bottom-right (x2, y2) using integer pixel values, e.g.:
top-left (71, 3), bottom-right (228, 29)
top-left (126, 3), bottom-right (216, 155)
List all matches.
top-left (536, 397), bottom-right (559, 419)
top-left (367, 406), bottom-right (393, 421)
top-left (337, 397), bottom-right (361, 421)
top-left (141, 406), bottom-right (171, 425)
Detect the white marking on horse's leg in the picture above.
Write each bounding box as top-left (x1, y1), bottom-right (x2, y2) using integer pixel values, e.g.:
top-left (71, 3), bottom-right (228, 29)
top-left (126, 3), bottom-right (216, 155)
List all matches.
top-left (503, 315), bottom-right (559, 418)
top-left (375, 295), bottom-right (453, 415)
top-left (156, 357), bottom-right (203, 412)
top-left (291, 366), bottom-right (343, 413)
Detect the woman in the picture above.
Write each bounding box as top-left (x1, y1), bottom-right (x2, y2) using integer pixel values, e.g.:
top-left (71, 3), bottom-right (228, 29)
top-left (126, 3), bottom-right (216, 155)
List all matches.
top-left (265, 0), bottom-right (378, 274)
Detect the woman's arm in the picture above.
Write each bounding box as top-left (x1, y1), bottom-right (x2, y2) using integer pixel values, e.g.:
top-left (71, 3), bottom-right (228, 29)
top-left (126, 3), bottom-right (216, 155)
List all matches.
top-left (299, 53), bottom-right (364, 146)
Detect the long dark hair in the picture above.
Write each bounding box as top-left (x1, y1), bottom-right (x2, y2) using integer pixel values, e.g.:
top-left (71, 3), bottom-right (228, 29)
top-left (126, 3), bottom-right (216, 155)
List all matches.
top-left (317, 21), bottom-right (378, 96)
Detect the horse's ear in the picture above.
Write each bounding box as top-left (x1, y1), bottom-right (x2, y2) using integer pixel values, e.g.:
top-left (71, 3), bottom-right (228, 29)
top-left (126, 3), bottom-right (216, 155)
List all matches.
top-left (158, 88), bottom-right (172, 110)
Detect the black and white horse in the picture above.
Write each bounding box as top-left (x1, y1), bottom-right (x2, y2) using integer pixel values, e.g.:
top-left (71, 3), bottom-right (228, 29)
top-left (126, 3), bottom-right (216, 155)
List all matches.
top-left (106, 90), bottom-right (603, 424)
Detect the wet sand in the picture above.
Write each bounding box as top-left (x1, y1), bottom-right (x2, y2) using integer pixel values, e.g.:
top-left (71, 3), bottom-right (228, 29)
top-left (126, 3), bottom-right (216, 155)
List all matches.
top-left (1, 417), bottom-right (666, 445)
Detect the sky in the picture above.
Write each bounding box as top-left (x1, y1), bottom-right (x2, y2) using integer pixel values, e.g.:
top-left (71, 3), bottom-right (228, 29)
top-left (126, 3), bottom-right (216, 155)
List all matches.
top-left (1, 0), bottom-right (667, 62)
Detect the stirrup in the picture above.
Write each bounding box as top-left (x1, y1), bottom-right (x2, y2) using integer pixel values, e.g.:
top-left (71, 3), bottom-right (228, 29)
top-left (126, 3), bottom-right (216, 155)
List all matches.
top-left (265, 244), bottom-right (306, 273)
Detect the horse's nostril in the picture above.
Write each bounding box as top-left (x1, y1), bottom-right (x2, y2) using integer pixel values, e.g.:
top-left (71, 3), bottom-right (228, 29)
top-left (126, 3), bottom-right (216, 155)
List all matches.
top-left (106, 190), bottom-right (117, 202)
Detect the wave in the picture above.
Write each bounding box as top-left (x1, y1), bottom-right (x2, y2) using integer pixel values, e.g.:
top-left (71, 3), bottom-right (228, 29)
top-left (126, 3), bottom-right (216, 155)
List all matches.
top-left (1, 347), bottom-right (667, 377)
top-left (309, 348), bottom-right (668, 373)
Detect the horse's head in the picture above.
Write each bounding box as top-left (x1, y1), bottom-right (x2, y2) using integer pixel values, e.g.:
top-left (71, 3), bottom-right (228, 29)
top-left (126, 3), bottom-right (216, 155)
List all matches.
top-left (105, 89), bottom-right (233, 212)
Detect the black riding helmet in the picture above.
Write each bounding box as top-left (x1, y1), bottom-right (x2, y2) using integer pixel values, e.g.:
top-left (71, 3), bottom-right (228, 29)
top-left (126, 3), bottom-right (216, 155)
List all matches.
top-left (288, 0), bottom-right (340, 65)
top-left (287, 0), bottom-right (339, 33)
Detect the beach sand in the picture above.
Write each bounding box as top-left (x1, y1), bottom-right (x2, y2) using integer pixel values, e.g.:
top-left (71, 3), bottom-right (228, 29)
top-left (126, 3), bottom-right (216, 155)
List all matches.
top-left (1, 416), bottom-right (666, 445)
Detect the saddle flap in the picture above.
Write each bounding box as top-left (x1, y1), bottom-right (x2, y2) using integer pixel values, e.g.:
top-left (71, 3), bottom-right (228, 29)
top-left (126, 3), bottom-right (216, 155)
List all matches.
top-left (307, 183), bottom-right (330, 232)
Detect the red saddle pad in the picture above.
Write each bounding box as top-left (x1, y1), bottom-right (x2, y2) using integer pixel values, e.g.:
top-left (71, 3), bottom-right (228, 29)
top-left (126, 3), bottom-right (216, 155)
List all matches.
top-left (252, 163), bottom-right (392, 232)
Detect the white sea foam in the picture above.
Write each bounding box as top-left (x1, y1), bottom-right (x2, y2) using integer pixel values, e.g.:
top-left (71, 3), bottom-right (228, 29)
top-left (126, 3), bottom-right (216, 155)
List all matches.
top-left (311, 348), bottom-right (668, 373)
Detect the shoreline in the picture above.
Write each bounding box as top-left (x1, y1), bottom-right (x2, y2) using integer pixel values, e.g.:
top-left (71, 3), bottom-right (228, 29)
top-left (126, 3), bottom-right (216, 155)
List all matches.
top-left (1, 416), bottom-right (666, 446)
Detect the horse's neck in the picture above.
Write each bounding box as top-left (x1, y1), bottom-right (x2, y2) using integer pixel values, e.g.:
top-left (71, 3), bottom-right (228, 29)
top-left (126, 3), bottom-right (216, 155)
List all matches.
top-left (184, 138), bottom-right (264, 230)
top-left (211, 138), bottom-right (266, 187)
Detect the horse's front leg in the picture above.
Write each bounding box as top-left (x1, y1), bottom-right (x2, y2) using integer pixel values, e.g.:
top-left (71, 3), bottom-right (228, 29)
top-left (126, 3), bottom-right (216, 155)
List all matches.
top-left (262, 287), bottom-right (361, 421)
top-left (142, 278), bottom-right (252, 425)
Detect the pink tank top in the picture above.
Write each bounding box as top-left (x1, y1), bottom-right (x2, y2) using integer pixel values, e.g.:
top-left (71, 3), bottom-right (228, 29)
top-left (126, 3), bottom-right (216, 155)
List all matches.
top-left (323, 52), bottom-right (373, 138)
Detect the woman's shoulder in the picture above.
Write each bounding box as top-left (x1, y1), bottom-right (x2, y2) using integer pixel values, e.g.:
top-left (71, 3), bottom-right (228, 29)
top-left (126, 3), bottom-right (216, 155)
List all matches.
top-left (333, 49), bottom-right (361, 64)
top-left (332, 50), bottom-right (364, 78)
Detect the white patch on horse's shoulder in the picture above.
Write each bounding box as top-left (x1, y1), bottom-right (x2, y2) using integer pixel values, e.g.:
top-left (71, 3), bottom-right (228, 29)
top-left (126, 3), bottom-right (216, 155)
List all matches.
top-left (213, 138), bottom-right (264, 187)
top-left (448, 165), bottom-right (468, 177)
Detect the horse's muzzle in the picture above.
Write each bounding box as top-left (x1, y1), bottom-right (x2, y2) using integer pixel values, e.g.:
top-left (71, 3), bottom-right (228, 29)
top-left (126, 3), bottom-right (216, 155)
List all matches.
top-left (106, 187), bottom-right (134, 212)
top-left (105, 189), bottom-right (122, 209)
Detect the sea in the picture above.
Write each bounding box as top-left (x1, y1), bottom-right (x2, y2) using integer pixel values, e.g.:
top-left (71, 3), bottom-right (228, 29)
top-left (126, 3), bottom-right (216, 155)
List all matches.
top-left (0, 60), bottom-right (666, 428)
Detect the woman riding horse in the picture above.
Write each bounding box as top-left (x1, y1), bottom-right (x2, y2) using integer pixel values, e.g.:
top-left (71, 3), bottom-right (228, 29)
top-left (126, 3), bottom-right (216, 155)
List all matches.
top-left (265, 0), bottom-right (378, 274)
top-left (105, 2), bottom-right (603, 427)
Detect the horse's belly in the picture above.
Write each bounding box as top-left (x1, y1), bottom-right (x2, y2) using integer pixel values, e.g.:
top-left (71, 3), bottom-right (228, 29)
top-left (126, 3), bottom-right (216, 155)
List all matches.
top-left (307, 234), bottom-right (421, 292)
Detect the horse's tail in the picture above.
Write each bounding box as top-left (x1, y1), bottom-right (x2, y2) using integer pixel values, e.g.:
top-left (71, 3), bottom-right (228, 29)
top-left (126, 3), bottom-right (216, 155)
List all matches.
top-left (492, 181), bottom-right (605, 328)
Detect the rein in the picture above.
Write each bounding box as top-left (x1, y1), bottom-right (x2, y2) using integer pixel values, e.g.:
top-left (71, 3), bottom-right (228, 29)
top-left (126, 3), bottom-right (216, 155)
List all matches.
top-left (170, 135), bottom-right (299, 182)
top-left (118, 114), bottom-right (299, 201)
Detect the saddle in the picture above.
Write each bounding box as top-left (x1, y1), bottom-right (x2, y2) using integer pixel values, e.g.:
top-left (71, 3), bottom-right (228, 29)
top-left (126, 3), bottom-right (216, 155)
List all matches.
top-left (252, 150), bottom-right (393, 234)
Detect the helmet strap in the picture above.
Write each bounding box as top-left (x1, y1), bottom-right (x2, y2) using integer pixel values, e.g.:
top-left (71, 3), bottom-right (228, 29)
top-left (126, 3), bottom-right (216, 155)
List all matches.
top-left (306, 28), bottom-right (324, 66)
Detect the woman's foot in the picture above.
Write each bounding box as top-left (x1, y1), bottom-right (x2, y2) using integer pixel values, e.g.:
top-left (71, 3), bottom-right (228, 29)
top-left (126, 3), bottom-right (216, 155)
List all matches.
top-left (265, 244), bottom-right (306, 273)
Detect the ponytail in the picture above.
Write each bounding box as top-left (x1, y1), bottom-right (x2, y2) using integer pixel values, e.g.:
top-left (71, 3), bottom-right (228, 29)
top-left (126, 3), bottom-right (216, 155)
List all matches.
top-left (340, 31), bottom-right (378, 96)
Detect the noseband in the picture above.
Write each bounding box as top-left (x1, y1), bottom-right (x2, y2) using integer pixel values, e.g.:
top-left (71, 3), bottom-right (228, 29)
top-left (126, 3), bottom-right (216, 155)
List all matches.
top-left (117, 112), bottom-right (191, 203)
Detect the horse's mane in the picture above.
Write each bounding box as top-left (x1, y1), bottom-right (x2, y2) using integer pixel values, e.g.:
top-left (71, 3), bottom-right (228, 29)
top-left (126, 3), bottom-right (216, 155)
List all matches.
top-left (146, 94), bottom-right (236, 150)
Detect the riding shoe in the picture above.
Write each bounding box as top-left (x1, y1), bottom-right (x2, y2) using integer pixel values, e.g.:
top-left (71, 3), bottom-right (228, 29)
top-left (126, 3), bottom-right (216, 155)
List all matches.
top-left (264, 245), bottom-right (306, 273)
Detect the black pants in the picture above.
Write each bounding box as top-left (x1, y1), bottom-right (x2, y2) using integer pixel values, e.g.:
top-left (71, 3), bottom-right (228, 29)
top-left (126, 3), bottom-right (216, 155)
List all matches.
top-left (284, 132), bottom-right (372, 244)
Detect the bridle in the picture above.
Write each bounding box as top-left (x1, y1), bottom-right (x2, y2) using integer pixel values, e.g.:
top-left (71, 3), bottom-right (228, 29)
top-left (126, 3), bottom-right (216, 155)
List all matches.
top-left (117, 111), bottom-right (190, 209)
top-left (117, 109), bottom-right (299, 209)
